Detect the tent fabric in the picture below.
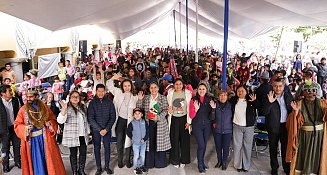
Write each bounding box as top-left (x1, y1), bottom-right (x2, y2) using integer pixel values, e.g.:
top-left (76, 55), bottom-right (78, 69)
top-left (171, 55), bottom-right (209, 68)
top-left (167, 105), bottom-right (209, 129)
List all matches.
top-left (1, 0), bottom-right (327, 40)
top-left (38, 53), bottom-right (61, 79)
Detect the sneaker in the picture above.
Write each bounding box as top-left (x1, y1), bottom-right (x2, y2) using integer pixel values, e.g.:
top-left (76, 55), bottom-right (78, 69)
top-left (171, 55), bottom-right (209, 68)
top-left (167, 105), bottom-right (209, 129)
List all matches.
top-left (173, 165), bottom-right (179, 168)
top-left (134, 168), bottom-right (143, 175)
top-left (140, 167), bottom-right (148, 173)
top-left (179, 164), bottom-right (185, 168)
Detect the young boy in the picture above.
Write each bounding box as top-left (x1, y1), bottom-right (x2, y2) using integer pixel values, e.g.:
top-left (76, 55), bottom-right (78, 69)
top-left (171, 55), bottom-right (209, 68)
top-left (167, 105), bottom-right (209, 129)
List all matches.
top-left (127, 108), bottom-right (149, 175)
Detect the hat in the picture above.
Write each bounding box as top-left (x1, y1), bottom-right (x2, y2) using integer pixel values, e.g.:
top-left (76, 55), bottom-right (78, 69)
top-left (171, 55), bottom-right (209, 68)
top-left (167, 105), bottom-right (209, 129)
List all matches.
top-left (133, 108), bottom-right (143, 114)
top-left (26, 88), bottom-right (38, 95)
top-left (159, 74), bottom-right (173, 82)
top-left (260, 71), bottom-right (270, 80)
top-left (303, 81), bottom-right (319, 90)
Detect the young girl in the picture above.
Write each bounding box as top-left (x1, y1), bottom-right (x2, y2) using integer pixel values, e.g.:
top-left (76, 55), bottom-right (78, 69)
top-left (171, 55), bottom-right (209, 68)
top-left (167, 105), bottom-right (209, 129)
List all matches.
top-left (19, 73), bottom-right (32, 103)
top-left (52, 77), bottom-right (64, 101)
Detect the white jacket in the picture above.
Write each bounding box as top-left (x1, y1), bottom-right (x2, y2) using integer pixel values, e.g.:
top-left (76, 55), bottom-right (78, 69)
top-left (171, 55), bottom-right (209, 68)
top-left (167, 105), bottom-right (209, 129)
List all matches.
top-left (167, 88), bottom-right (192, 133)
top-left (106, 78), bottom-right (137, 148)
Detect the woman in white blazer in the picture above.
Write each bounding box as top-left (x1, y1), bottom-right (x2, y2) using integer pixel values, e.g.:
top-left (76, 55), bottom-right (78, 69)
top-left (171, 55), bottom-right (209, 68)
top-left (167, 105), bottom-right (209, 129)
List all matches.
top-left (167, 78), bottom-right (192, 168)
top-left (106, 73), bottom-right (138, 168)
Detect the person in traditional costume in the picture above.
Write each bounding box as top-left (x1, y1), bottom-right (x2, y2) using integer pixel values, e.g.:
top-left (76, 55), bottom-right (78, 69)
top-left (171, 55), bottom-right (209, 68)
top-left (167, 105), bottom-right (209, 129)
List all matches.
top-left (14, 88), bottom-right (66, 175)
top-left (287, 81), bottom-right (327, 175)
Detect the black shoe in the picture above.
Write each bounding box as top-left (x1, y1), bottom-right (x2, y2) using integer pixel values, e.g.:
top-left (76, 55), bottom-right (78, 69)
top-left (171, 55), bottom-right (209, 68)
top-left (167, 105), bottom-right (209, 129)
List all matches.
top-left (134, 168), bottom-right (143, 174)
top-left (3, 165), bottom-right (10, 173)
top-left (199, 169), bottom-right (206, 174)
top-left (242, 169), bottom-right (248, 172)
top-left (15, 162), bottom-right (21, 169)
top-left (126, 162), bottom-right (133, 168)
top-left (215, 162), bottom-right (222, 168)
top-left (118, 161), bottom-right (124, 168)
top-left (95, 169), bottom-right (102, 175)
top-left (237, 169), bottom-right (243, 172)
top-left (140, 167), bottom-right (148, 173)
top-left (222, 163), bottom-right (227, 170)
top-left (204, 164), bottom-right (209, 170)
top-left (105, 167), bottom-right (113, 174)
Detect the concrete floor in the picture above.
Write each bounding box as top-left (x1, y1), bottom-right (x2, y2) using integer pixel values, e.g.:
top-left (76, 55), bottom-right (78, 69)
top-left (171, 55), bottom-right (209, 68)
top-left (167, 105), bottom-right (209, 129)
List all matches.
top-left (6, 135), bottom-right (286, 175)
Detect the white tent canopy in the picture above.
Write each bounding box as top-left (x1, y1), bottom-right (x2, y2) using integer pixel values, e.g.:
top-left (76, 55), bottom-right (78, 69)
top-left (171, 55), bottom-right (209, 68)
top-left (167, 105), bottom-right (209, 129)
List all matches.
top-left (1, 0), bottom-right (327, 40)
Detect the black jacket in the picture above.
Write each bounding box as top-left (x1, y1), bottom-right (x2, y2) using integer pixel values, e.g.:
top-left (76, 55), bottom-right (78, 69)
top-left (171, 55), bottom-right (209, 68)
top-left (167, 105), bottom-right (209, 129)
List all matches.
top-left (192, 95), bottom-right (212, 127)
top-left (255, 82), bottom-right (273, 115)
top-left (230, 96), bottom-right (259, 127)
top-left (0, 97), bottom-right (20, 157)
top-left (87, 96), bottom-right (116, 132)
top-left (262, 90), bottom-right (293, 134)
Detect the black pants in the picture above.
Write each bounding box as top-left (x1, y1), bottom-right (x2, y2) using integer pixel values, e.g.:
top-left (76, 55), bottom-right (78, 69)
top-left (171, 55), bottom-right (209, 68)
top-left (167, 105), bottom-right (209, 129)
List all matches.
top-left (3, 125), bottom-right (20, 166)
top-left (268, 123), bottom-right (290, 175)
top-left (69, 137), bottom-right (87, 170)
top-left (115, 117), bottom-right (131, 164)
top-left (145, 120), bottom-right (167, 168)
top-left (318, 76), bottom-right (326, 90)
top-left (193, 123), bottom-right (211, 170)
top-left (170, 115), bottom-right (190, 165)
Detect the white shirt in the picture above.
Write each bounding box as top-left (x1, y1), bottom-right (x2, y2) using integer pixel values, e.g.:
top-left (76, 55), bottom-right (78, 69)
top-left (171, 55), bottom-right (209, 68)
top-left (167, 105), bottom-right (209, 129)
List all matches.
top-left (233, 99), bottom-right (247, 126)
top-left (57, 111), bottom-right (85, 136)
top-left (118, 93), bottom-right (131, 119)
top-left (276, 93), bottom-right (288, 123)
top-left (2, 97), bottom-right (14, 126)
top-left (149, 94), bottom-right (159, 109)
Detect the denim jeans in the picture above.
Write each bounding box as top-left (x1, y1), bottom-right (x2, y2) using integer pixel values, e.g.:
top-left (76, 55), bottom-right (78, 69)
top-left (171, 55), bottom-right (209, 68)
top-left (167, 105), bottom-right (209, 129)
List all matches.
top-left (133, 143), bottom-right (146, 169)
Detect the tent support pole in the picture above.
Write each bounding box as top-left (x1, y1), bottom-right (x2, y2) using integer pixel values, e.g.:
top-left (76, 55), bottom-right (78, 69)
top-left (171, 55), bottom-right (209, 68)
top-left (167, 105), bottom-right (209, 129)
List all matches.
top-left (195, 0), bottom-right (199, 62)
top-left (186, 0), bottom-right (189, 54)
top-left (173, 10), bottom-right (177, 48)
top-left (222, 0), bottom-right (229, 91)
top-left (179, 1), bottom-right (182, 50)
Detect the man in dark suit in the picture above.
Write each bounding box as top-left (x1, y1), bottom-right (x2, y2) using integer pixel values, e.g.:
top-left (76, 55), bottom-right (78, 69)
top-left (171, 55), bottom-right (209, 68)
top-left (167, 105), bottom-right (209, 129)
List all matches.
top-left (0, 84), bottom-right (21, 172)
top-left (262, 78), bottom-right (292, 175)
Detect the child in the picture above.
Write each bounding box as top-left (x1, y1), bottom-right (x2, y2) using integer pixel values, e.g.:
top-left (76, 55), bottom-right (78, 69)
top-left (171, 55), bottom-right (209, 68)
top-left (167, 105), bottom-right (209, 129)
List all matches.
top-left (19, 73), bottom-right (32, 103)
top-left (127, 108), bottom-right (149, 175)
top-left (52, 76), bottom-right (64, 101)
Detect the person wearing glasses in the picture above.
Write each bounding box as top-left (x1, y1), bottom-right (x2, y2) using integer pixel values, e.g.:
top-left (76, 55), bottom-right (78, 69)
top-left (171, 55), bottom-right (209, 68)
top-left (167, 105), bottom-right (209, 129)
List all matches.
top-left (58, 91), bottom-right (89, 175)
top-left (262, 78), bottom-right (293, 175)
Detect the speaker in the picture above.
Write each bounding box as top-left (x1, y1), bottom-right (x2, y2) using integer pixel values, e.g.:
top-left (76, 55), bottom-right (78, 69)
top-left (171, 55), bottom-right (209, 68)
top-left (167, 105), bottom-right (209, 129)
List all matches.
top-left (79, 40), bottom-right (87, 53)
top-left (116, 40), bottom-right (121, 49)
top-left (293, 41), bottom-right (302, 53)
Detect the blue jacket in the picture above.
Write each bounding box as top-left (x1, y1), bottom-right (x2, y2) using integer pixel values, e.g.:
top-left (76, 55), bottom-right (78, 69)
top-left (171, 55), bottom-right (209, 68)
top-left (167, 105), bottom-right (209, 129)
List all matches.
top-left (127, 118), bottom-right (149, 144)
top-left (87, 96), bottom-right (116, 132)
top-left (192, 95), bottom-right (212, 127)
top-left (212, 102), bottom-right (233, 134)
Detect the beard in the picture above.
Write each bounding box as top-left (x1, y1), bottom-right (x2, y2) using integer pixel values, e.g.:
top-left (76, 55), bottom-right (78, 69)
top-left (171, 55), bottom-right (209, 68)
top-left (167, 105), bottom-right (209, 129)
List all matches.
top-left (27, 100), bottom-right (34, 104)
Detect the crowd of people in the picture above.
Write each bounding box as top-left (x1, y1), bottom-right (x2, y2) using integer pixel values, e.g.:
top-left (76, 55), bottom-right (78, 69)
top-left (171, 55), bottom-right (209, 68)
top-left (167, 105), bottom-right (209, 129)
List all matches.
top-left (0, 47), bottom-right (326, 175)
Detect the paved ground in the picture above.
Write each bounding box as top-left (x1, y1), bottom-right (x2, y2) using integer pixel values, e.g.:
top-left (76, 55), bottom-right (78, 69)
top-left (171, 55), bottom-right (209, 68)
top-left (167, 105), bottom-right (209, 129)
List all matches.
top-left (6, 135), bottom-right (286, 175)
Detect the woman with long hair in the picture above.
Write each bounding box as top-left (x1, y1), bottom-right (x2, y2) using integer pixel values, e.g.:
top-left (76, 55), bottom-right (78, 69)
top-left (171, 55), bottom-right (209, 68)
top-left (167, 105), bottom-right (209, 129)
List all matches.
top-left (107, 73), bottom-right (138, 168)
top-left (192, 83), bottom-right (214, 173)
top-left (44, 92), bottom-right (62, 143)
top-left (58, 91), bottom-right (89, 175)
top-left (230, 85), bottom-right (258, 172)
top-left (167, 78), bottom-right (192, 168)
top-left (137, 82), bottom-right (170, 169)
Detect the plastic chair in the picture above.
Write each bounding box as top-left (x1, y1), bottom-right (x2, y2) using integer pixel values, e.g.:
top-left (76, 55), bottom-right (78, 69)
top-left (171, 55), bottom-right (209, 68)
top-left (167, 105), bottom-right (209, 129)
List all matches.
top-left (253, 116), bottom-right (269, 158)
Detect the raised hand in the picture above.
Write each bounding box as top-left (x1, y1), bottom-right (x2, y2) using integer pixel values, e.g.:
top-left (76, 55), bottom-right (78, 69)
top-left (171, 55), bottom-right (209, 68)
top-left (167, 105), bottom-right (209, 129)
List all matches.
top-left (249, 94), bottom-right (256, 102)
top-left (291, 101), bottom-right (300, 112)
top-left (194, 100), bottom-right (200, 111)
top-left (138, 91), bottom-right (144, 100)
top-left (113, 73), bottom-right (122, 80)
top-left (209, 100), bottom-right (216, 109)
top-left (267, 91), bottom-right (277, 103)
top-left (59, 100), bottom-right (67, 109)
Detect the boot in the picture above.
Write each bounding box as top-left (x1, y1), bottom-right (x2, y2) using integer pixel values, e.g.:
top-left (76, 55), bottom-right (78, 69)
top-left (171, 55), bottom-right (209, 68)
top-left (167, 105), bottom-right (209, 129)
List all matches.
top-left (70, 155), bottom-right (78, 175)
top-left (78, 151), bottom-right (87, 175)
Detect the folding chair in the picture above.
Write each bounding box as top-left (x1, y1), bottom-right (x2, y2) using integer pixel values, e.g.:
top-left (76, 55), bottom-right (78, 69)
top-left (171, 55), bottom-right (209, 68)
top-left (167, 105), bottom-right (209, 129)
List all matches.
top-left (253, 116), bottom-right (269, 158)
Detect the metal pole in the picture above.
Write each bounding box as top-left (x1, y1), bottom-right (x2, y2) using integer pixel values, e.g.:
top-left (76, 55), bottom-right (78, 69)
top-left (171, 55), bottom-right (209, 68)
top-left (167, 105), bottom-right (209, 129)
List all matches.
top-left (222, 0), bottom-right (229, 91)
top-left (186, 0), bottom-right (189, 54)
top-left (195, 0), bottom-right (199, 62)
top-left (173, 10), bottom-right (177, 48)
top-left (179, 1), bottom-right (182, 50)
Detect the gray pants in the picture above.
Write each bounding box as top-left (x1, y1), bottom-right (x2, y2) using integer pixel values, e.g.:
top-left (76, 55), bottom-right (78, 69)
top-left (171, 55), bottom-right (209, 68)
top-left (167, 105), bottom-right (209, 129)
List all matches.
top-left (233, 124), bottom-right (254, 171)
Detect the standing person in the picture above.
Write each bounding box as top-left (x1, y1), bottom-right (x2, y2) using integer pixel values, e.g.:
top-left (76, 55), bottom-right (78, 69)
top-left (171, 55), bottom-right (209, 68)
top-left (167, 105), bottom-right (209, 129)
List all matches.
top-left (0, 85), bottom-right (21, 173)
top-left (88, 84), bottom-right (116, 175)
top-left (66, 60), bottom-right (76, 91)
top-left (191, 83), bottom-right (213, 173)
top-left (128, 68), bottom-right (143, 90)
top-left (107, 74), bottom-right (138, 168)
top-left (56, 62), bottom-right (67, 91)
top-left (313, 57), bottom-right (327, 88)
top-left (126, 108), bottom-right (149, 175)
top-left (230, 85), bottom-right (258, 172)
top-left (137, 82), bottom-right (170, 169)
top-left (14, 88), bottom-right (66, 175)
top-left (0, 63), bottom-right (16, 84)
top-left (44, 93), bottom-right (61, 144)
top-left (167, 78), bottom-right (192, 168)
top-left (286, 82), bottom-right (327, 174)
top-left (262, 78), bottom-right (292, 175)
top-left (58, 91), bottom-right (89, 175)
top-left (0, 85), bottom-right (11, 173)
top-left (211, 91), bottom-right (233, 170)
